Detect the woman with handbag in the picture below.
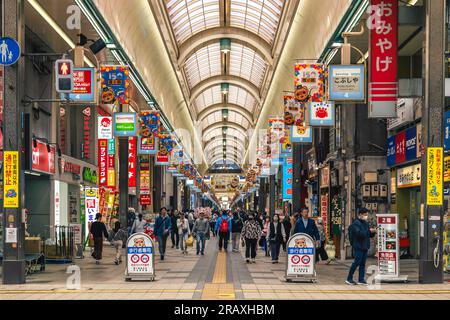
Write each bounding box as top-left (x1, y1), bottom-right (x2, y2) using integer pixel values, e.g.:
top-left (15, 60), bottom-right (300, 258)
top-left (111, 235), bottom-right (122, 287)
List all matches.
top-left (177, 213), bottom-right (191, 255)
top-left (266, 214), bottom-right (286, 263)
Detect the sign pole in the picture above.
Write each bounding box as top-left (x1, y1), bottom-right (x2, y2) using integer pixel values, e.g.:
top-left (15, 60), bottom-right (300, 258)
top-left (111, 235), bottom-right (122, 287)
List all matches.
top-left (419, 0), bottom-right (445, 284)
top-left (1, 0), bottom-right (26, 284)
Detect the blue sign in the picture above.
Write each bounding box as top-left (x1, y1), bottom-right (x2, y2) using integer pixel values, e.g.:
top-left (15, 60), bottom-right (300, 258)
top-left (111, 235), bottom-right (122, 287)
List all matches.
top-left (291, 126), bottom-right (313, 143)
top-left (282, 155), bottom-right (293, 200)
top-left (0, 37), bottom-right (20, 66)
top-left (387, 135), bottom-right (396, 167)
top-left (405, 126), bottom-right (417, 161)
top-left (127, 247), bottom-right (153, 254)
top-left (68, 68), bottom-right (95, 102)
top-left (445, 110), bottom-right (450, 151)
top-left (328, 65), bottom-right (365, 101)
top-left (288, 247), bottom-right (314, 255)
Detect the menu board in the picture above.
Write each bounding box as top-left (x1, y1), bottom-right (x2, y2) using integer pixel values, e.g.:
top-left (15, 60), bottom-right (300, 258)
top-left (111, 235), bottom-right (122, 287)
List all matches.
top-left (376, 214), bottom-right (399, 277)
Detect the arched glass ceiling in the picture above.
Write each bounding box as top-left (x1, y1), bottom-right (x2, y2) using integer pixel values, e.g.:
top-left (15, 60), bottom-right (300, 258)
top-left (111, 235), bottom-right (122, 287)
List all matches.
top-left (227, 85), bottom-right (257, 112)
top-left (184, 43), bottom-right (221, 88)
top-left (203, 127), bottom-right (247, 143)
top-left (194, 86), bottom-right (223, 113)
top-left (230, 0), bottom-right (285, 45)
top-left (229, 43), bottom-right (267, 87)
top-left (204, 138), bottom-right (245, 154)
top-left (165, 0), bottom-right (220, 44)
top-left (207, 147), bottom-right (243, 161)
top-left (201, 110), bottom-right (251, 131)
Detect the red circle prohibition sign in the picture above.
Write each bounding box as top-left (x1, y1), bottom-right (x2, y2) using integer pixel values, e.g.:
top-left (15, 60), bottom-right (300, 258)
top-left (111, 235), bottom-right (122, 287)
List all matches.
top-left (301, 255), bottom-right (311, 264)
top-left (291, 255), bottom-right (301, 264)
top-left (140, 254), bottom-right (150, 263)
top-left (130, 254), bottom-right (139, 263)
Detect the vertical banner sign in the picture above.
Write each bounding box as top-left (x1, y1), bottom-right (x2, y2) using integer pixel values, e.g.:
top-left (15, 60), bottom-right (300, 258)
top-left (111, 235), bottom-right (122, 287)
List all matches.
top-left (82, 107), bottom-right (91, 159)
top-left (377, 214), bottom-right (399, 277)
top-left (282, 155), bottom-right (293, 200)
top-left (98, 116), bottom-right (113, 139)
top-left (100, 65), bottom-right (130, 104)
top-left (320, 194), bottom-right (329, 238)
top-left (107, 139), bottom-right (116, 188)
top-left (85, 187), bottom-right (99, 239)
top-left (69, 67), bottom-right (95, 103)
top-left (368, 0), bottom-right (398, 117)
top-left (281, 128), bottom-right (292, 154)
top-left (128, 137), bottom-right (137, 188)
top-left (139, 111), bottom-right (159, 154)
top-left (59, 107), bottom-right (66, 154)
top-left (395, 131), bottom-right (406, 164)
top-left (309, 101), bottom-right (335, 126)
top-left (139, 155), bottom-right (151, 206)
top-left (426, 147), bottom-right (443, 206)
top-left (3, 151), bottom-right (19, 208)
top-left (294, 63), bottom-right (325, 102)
top-left (98, 139), bottom-right (108, 187)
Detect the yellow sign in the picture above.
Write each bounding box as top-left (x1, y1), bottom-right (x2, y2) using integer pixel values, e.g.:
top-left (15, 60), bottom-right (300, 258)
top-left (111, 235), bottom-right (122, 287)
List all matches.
top-left (427, 147), bottom-right (443, 206)
top-left (107, 169), bottom-right (115, 187)
top-left (445, 156), bottom-right (450, 182)
top-left (3, 151), bottom-right (19, 208)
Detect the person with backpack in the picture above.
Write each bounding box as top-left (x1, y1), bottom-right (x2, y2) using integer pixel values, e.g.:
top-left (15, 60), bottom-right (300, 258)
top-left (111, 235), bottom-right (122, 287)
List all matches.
top-left (215, 210), bottom-right (232, 252)
top-left (346, 208), bottom-right (377, 285)
top-left (112, 221), bottom-right (128, 265)
top-left (231, 212), bottom-right (244, 252)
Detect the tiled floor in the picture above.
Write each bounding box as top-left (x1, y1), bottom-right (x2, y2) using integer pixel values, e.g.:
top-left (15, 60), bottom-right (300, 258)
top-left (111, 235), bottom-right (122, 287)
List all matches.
top-left (0, 237), bottom-right (449, 300)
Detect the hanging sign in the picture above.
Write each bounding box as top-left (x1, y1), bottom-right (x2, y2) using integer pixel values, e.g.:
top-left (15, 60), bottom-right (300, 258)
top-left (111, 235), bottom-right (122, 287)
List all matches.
top-left (107, 152), bottom-right (115, 188)
top-left (138, 135), bottom-right (157, 155)
top-left (291, 125), bottom-right (312, 143)
top-left (426, 147), bottom-right (443, 206)
top-left (3, 151), bottom-right (19, 208)
top-left (155, 135), bottom-right (171, 165)
top-left (444, 156), bottom-right (450, 183)
top-left (367, 0), bottom-right (398, 118)
top-left (100, 65), bottom-right (130, 104)
top-left (128, 137), bottom-right (137, 188)
top-left (69, 67), bottom-right (96, 103)
top-left (98, 139), bottom-right (108, 187)
top-left (376, 214), bottom-right (399, 277)
top-left (281, 128), bottom-right (292, 154)
top-left (139, 111), bottom-right (161, 137)
top-left (309, 101), bottom-right (335, 126)
top-left (320, 194), bottom-right (329, 238)
top-left (98, 116), bottom-right (113, 139)
top-left (85, 187), bottom-right (99, 237)
top-left (82, 107), bottom-right (92, 160)
top-left (445, 110), bottom-right (450, 151)
top-left (125, 232), bottom-right (155, 280)
top-left (32, 139), bottom-right (56, 174)
top-left (114, 112), bottom-right (137, 137)
top-left (294, 63), bottom-right (325, 102)
top-left (285, 233), bottom-right (316, 279)
top-left (328, 64), bottom-right (365, 101)
top-left (397, 164), bottom-right (421, 188)
top-left (282, 155), bottom-right (293, 200)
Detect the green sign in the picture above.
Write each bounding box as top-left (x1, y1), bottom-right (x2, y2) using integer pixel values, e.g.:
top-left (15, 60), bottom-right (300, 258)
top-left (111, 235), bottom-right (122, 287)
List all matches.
top-left (83, 167), bottom-right (98, 184)
top-left (108, 139), bottom-right (115, 154)
top-left (113, 112), bottom-right (137, 137)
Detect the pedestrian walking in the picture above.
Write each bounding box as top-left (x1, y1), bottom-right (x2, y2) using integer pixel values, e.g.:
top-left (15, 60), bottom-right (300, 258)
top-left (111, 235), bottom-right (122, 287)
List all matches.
top-left (170, 209), bottom-right (180, 249)
top-left (293, 208), bottom-right (320, 247)
top-left (240, 212), bottom-right (261, 263)
top-left (315, 218), bottom-right (331, 264)
top-left (282, 215), bottom-right (291, 251)
top-left (260, 216), bottom-right (270, 256)
top-left (231, 212), bottom-right (243, 252)
top-left (215, 210), bottom-right (232, 252)
top-left (177, 213), bottom-right (190, 254)
top-left (112, 221), bottom-right (128, 265)
top-left (154, 207), bottom-right (172, 260)
top-left (346, 208), bottom-right (376, 285)
top-left (131, 213), bottom-right (147, 234)
top-left (188, 210), bottom-right (195, 232)
top-left (290, 213), bottom-right (299, 236)
top-left (127, 208), bottom-right (136, 236)
top-left (192, 211), bottom-right (210, 255)
top-left (90, 213), bottom-right (109, 264)
top-left (266, 214), bottom-right (286, 263)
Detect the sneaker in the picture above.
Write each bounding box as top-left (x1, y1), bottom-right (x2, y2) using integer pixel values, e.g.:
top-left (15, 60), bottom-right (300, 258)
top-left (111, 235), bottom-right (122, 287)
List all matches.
top-left (161, 255), bottom-right (164, 261)
top-left (196, 252), bottom-right (200, 255)
top-left (345, 280), bottom-right (357, 285)
top-left (252, 259), bottom-right (256, 263)
top-left (246, 259), bottom-right (250, 263)
top-left (96, 260), bottom-right (100, 265)
top-left (171, 245), bottom-right (174, 248)
top-left (114, 260), bottom-right (119, 265)
top-left (271, 261), bottom-right (277, 264)
top-left (176, 246), bottom-right (179, 249)
top-left (357, 281), bottom-right (368, 286)
top-left (201, 252), bottom-right (204, 255)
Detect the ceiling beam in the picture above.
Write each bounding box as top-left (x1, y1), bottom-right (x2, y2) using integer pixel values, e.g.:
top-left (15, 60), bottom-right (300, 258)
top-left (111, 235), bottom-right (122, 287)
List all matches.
top-left (190, 75), bottom-right (261, 105)
top-left (202, 121), bottom-right (249, 141)
top-left (203, 134), bottom-right (247, 150)
top-left (204, 138), bottom-right (246, 155)
top-left (197, 103), bottom-right (254, 124)
top-left (178, 27), bottom-right (273, 67)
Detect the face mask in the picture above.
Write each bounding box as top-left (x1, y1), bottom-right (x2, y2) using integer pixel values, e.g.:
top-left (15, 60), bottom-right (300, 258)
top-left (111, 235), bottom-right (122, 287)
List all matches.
top-left (361, 215), bottom-right (368, 221)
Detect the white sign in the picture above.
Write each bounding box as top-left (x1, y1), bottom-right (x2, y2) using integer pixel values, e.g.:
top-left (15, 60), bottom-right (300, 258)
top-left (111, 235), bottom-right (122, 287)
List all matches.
top-left (70, 223), bottom-right (82, 245)
top-left (286, 233), bottom-right (315, 277)
top-left (98, 116), bottom-right (113, 139)
top-left (5, 228), bottom-right (17, 243)
top-left (397, 164), bottom-right (421, 188)
top-left (84, 187), bottom-right (99, 238)
top-left (54, 180), bottom-right (60, 226)
top-left (126, 232), bottom-right (154, 280)
top-left (376, 214), bottom-right (399, 277)
top-left (387, 99), bottom-right (414, 131)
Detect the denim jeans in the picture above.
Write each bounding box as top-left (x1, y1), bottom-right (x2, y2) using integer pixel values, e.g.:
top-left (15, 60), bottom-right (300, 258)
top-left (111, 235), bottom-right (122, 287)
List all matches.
top-left (347, 249), bottom-right (368, 282)
top-left (157, 234), bottom-right (168, 258)
top-left (231, 232), bottom-right (241, 251)
top-left (196, 232), bottom-right (206, 254)
top-left (269, 240), bottom-right (281, 261)
top-left (171, 230), bottom-right (179, 248)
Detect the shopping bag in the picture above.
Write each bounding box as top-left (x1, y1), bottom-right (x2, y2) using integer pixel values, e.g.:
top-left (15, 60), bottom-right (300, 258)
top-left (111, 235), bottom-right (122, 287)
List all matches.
top-left (186, 234), bottom-right (194, 246)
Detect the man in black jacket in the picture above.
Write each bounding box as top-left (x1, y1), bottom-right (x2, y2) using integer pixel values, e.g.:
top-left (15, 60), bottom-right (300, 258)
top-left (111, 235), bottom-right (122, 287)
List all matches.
top-left (231, 212), bottom-right (243, 252)
top-left (346, 208), bottom-right (376, 285)
top-left (90, 213), bottom-right (109, 265)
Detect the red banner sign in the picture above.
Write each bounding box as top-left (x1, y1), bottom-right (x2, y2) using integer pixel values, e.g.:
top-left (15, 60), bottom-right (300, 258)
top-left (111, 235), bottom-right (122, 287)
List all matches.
top-left (83, 107), bottom-right (91, 159)
top-left (128, 137), bottom-right (137, 187)
top-left (98, 139), bottom-right (108, 187)
top-left (140, 194), bottom-right (151, 206)
top-left (32, 140), bottom-right (56, 174)
top-left (368, 0), bottom-right (398, 117)
top-left (395, 131), bottom-right (406, 164)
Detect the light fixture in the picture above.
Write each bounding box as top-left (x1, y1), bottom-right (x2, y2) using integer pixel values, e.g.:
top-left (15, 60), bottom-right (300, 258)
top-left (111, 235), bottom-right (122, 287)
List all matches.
top-left (106, 43), bottom-right (117, 49)
top-left (220, 38), bottom-right (231, 54)
top-left (221, 83), bottom-right (229, 95)
top-left (222, 126), bottom-right (228, 135)
top-left (222, 108), bottom-right (228, 119)
top-left (223, 140), bottom-right (227, 147)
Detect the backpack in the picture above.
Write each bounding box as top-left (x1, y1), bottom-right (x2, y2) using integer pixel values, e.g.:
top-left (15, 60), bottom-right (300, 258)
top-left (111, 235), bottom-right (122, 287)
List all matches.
top-left (219, 218), bottom-right (229, 233)
top-left (348, 223), bottom-right (355, 246)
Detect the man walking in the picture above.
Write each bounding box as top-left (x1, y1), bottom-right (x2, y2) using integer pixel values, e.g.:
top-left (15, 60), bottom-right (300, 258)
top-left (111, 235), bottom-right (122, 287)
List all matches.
top-left (346, 208), bottom-right (376, 285)
top-left (293, 208), bottom-right (320, 247)
top-left (154, 207), bottom-right (172, 260)
top-left (90, 213), bottom-right (109, 265)
top-left (192, 211), bottom-right (210, 255)
top-left (215, 210), bottom-right (232, 252)
top-left (231, 211), bottom-right (243, 252)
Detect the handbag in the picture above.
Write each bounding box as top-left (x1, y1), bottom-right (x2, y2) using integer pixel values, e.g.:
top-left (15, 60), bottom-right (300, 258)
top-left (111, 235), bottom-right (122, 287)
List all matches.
top-left (186, 234), bottom-right (194, 246)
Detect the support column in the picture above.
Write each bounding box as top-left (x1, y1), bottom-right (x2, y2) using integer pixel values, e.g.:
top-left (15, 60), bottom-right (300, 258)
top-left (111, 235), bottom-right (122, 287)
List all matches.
top-left (258, 177), bottom-right (267, 214)
top-left (118, 137), bottom-right (128, 229)
top-left (419, 0), bottom-right (445, 284)
top-left (153, 165), bottom-right (162, 213)
top-left (172, 176), bottom-right (178, 211)
top-left (292, 143), bottom-right (302, 214)
top-left (2, 0), bottom-right (26, 284)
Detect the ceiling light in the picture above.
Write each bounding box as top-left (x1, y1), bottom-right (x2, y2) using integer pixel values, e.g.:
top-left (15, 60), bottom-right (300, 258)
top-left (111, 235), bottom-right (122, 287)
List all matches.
top-left (222, 126), bottom-right (228, 135)
top-left (106, 43), bottom-right (117, 49)
top-left (220, 38), bottom-right (231, 54)
top-left (221, 83), bottom-right (229, 95)
top-left (222, 108), bottom-right (229, 119)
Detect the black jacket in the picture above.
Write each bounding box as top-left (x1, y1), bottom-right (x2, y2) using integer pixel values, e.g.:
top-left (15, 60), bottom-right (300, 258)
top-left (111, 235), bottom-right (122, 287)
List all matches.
top-left (231, 217), bottom-right (243, 233)
top-left (90, 221), bottom-right (108, 238)
top-left (349, 218), bottom-right (375, 251)
top-left (267, 222), bottom-right (285, 243)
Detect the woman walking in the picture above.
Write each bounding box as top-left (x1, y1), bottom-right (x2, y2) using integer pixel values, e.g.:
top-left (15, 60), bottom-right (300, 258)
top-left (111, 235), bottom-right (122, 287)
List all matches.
top-left (177, 213), bottom-right (190, 254)
top-left (131, 213), bottom-right (147, 234)
top-left (240, 212), bottom-right (262, 263)
top-left (266, 214), bottom-right (286, 263)
top-left (90, 213), bottom-right (109, 265)
top-left (260, 216), bottom-right (270, 257)
top-left (112, 221), bottom-right (128, 265)
top-left (315, 218), bottom-right (331, 264)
